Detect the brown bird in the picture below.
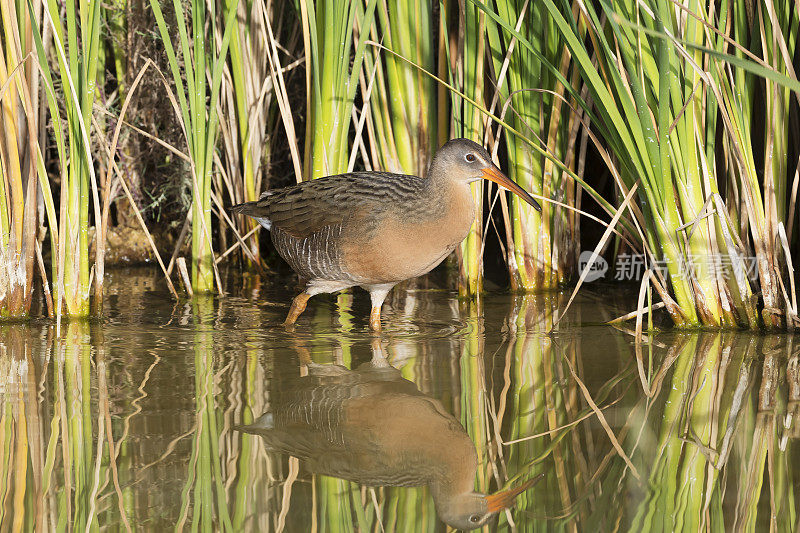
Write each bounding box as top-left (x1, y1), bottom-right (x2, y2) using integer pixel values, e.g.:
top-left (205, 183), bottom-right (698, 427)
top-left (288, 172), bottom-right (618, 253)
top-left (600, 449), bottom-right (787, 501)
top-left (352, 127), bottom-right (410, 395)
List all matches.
top-left (236, 345), bottom-right (538, 530)
top-left (232, 138), bottom-right (540, 330)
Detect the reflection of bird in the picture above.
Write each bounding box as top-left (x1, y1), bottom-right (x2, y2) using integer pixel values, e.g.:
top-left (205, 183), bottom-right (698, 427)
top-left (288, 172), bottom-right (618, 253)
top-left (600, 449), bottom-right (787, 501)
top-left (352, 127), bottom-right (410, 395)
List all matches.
top-left (232, 138), bottom-right (540, 331)
top-left (236, 346), bottom-right (535, 530)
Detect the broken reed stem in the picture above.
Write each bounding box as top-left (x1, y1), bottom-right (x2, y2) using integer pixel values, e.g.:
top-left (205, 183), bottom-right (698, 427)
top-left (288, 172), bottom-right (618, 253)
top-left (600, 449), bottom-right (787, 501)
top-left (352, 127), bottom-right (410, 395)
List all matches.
top-left (177, 257), bottom-right (194, 297)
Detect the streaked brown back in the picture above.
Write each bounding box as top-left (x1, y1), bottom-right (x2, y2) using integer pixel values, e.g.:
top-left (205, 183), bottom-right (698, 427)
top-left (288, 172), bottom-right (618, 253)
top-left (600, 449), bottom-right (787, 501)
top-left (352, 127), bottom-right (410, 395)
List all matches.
top-left (233, 172), bottom-right (427, 239)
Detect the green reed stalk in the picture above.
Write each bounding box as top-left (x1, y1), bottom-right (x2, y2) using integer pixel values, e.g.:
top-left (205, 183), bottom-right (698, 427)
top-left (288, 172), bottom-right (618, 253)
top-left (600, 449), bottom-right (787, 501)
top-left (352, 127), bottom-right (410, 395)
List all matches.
top-left (707, 0), bottom-right (800, 328)
top-left (190, 296), bottom-right (233, 530)
top-left (0, 1), bottom-right (41, 317)
top-left (25, 0), bottom-right (103, 317)
top-left (499, 294), bottom-right (577, 529)
top-left (362, 0), bottom-right (437, 176)
top-left (486, 1), bottom-right (580, 290)
top-left (442, 0), bottom-right (487, 296)
top-left (232, 348), bottom-right (259, 530)
top-left (31, 0), bottom-right (103, 317)
top-left (300, 0), bottom-right (377, 179)
top-left (629, 334), bottom-right (757, 531)
top-left (458, 303), bottom-right (488, 494)
top-left (55, 322), bottom-right (100, 531)
top-left (0, 374), bottom-right (14, 527)
top-left (149, 0), bottom-right (238, 293)
top-left (216, 0), bottom-right (289, 265)
top-left (615, 0), bottom-right (722, 326)
top-left (106, 0), bottom-right (127, 98)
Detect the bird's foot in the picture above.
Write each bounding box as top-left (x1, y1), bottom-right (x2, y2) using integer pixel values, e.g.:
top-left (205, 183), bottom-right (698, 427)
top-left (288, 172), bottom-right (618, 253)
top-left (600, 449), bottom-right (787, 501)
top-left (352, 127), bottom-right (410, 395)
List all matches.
top-left (283, 293), bottom-right (311, 329)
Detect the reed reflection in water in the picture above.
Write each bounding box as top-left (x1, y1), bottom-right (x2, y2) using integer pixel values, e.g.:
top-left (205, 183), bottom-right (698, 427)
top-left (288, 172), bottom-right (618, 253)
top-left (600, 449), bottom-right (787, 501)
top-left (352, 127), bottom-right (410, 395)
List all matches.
top-left (0, 268), bottom-right (798, 530)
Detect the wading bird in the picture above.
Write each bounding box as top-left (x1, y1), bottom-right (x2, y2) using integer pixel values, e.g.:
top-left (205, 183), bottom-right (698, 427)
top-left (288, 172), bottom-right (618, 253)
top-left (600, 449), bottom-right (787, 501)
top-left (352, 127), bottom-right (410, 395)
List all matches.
top-left (232, 138), bottom-right (541, 330)
top-left (236, 343), bottom-right (537, 530)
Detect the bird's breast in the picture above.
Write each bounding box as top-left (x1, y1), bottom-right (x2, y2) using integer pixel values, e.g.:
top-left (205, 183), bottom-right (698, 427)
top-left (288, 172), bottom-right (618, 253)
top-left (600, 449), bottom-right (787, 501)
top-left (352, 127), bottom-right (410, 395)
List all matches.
top-left (341, 185), bottom-right (477, 283)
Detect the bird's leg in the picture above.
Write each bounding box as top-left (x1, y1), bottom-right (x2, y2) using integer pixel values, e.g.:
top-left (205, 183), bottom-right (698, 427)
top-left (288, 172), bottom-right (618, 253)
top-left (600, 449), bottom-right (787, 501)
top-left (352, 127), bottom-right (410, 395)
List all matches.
top-left (369, 306), bottom-right (382, 332)
top-left (366, 284), bottom-right (395, 332)
top-left (284, 292), bottom-right (311, 327)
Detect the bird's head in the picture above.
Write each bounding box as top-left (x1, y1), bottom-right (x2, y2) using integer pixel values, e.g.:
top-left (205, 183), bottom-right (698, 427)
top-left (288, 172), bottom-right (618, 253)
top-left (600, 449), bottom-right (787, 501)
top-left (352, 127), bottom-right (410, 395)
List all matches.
top-left (431, 138), bottom-right (541, 211)
top-left (434, 476), bottom-right (539, 530)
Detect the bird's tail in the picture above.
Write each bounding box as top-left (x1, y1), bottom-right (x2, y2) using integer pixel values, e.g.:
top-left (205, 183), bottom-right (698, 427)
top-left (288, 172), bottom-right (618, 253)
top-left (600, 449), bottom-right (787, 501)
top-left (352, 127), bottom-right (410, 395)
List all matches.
top-left (230, 200), bottom-right (257, 215)
top-left (234, 411), bottom-right (274, 434)
top-left (230, 201), bottom-right (272, 231)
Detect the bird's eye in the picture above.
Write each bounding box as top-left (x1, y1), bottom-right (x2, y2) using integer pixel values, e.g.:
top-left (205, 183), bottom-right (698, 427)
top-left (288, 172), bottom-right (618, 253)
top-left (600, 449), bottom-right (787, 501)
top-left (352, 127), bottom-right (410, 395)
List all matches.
top-left (465, 153), bottom-right (476, 163)
top-left (469, 514), bottom-right (481, 523)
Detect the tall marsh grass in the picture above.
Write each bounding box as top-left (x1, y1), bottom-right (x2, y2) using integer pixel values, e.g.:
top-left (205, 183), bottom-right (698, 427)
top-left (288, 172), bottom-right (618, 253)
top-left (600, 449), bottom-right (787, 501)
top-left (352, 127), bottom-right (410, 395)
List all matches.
top-left (0, 3), bottom-right (41, 318)
top-left (300, 0), bottom-right (377, 179)
top-left (444, 0), bottom-right (489, 296)
top-left (37, 0), bottom-right (106, 318)
top-left (216, 0), bottom-right (301, 267)
top-left (487, 0), bottom-right (799, 329)
top-left (148, 0), bottom-right (239, 293)
top-left (361, 0), bottom-right (438, 176)
top-left (487, 0), bottom-right (583, 290)
top-left (0, 0), bottom-right (797, 332)
top-left (710, 0), bottom-right (800, 328)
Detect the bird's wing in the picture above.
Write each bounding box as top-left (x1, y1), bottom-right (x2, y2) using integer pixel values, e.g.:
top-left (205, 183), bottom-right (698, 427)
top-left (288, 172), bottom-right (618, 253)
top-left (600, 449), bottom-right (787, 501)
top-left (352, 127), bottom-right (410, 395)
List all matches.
top-left (231, 172), bottom-right (424, 238)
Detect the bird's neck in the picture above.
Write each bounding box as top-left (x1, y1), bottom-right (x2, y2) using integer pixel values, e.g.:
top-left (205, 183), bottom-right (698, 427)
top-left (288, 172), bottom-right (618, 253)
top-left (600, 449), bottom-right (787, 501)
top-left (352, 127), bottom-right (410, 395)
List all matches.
top-left (427, 436), bottom-right (479, 509)
top-left (419, 162), bottom-right (476, 226)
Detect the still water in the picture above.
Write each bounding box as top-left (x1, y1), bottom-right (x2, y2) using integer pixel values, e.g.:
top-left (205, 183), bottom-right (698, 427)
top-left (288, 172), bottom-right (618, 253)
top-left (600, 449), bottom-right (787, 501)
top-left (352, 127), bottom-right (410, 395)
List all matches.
top-left (1, 267), bottom-right (797, 531)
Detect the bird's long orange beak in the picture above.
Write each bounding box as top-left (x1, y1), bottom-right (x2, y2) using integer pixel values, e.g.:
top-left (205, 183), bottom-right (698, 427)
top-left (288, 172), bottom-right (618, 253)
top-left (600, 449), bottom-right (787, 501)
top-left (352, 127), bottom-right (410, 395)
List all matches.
top-left (480, 166), bottom-right (541, 211)
top-left (484, 474), bottom-right (543, 513)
